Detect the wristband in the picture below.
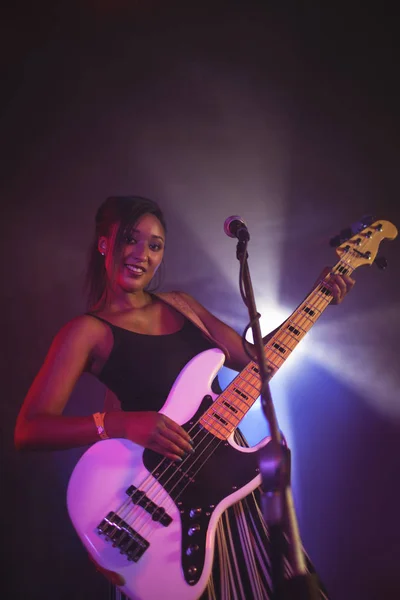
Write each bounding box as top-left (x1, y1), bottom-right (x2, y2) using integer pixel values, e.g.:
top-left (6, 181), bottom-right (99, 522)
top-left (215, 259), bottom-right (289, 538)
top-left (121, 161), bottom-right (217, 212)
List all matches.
top-left (93, 412), bottom-right (109, 440)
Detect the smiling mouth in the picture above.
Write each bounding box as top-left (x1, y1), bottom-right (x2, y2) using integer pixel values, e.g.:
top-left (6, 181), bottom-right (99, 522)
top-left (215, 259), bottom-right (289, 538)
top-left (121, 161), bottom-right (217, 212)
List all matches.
top-left (125, 264), bottom-right (146, 275)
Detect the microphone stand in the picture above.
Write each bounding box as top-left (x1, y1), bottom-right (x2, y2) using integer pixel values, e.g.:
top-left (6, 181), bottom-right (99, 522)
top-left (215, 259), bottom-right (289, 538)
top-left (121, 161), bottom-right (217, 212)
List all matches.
top-left (234, 236), bottom-right (320, 600)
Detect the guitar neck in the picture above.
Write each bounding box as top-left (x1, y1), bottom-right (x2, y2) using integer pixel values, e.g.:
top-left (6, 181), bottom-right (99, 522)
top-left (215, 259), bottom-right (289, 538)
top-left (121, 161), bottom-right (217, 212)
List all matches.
top-left (199, 259), bottom-right (355, 440)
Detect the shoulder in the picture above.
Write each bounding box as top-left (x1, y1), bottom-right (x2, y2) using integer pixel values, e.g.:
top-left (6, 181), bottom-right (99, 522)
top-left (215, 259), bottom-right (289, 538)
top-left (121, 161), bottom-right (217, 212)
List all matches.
top-left (176, 291), bottom-right (216, 319)
top-left (157, 290), bottom-right (204, 309)
top-left (44, 314), bottom-right (116, 374)
top-left (156, 290), bottom-right (210, 319)
top-left (50, 314), bottom-right (111, 350)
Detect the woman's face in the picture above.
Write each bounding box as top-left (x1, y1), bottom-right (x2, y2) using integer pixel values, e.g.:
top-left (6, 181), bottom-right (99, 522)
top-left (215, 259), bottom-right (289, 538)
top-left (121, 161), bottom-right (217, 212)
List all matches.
top-left (101, 213), bottom-right (165, 294)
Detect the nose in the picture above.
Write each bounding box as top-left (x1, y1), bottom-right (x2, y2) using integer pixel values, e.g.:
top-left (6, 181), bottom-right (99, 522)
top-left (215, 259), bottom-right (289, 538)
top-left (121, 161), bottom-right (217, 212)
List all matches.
top-left (132, 240), bottom-right (148, 261)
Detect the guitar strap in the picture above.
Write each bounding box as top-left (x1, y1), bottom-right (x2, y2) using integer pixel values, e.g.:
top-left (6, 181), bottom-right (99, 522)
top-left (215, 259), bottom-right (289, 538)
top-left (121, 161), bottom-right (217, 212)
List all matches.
top-left (153, 290), bottom-right (230, 360)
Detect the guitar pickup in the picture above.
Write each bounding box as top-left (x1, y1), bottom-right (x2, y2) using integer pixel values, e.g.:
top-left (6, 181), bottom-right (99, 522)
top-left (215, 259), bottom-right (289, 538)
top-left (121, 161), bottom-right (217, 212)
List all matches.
top-left (97, 511), bottom-right (149, 562)
top-left (126, 485), bottom-right (172, 527)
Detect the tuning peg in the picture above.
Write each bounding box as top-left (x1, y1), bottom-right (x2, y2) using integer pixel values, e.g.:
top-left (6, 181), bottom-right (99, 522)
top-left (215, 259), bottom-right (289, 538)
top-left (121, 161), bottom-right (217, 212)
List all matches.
top-left (374, 256), bottom-right (388, 270)
top-left (329, 227), bottom-right (353, 247)
top-left (330, 215), bottom-right (379, 247)
top-left (351, 214), bottom-right (375, 233)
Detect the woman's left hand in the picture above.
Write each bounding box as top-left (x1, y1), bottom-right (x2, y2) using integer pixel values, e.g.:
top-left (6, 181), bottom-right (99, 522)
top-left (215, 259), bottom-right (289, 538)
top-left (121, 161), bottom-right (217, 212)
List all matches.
top-left (318, 266), bottom-right (356, 305)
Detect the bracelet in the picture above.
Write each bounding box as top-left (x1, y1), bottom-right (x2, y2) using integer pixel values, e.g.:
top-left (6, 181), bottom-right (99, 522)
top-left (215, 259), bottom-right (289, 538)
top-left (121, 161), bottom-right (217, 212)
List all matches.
top-left (93, 412), bottom-right (109, 440)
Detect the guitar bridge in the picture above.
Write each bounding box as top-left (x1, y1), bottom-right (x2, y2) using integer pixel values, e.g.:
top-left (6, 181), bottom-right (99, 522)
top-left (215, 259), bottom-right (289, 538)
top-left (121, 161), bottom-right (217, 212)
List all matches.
top-left (97, 511), bottom-right (149, 562)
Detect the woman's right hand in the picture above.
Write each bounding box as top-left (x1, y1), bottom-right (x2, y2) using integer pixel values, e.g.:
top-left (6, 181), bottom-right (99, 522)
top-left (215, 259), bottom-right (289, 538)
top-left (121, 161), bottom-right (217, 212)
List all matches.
top-left (108, 411), bottom-right (194, 462)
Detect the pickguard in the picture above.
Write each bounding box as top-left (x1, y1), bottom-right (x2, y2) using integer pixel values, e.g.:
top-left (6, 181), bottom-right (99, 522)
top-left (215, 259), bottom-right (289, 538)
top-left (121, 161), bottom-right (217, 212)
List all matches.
top-left (143, 396), bottom-right (261, 584)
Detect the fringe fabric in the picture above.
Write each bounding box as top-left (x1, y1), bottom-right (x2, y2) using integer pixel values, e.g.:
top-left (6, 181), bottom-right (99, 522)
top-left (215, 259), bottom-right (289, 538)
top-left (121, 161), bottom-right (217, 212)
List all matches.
top-left (112, 429), bottom-right (329, 600)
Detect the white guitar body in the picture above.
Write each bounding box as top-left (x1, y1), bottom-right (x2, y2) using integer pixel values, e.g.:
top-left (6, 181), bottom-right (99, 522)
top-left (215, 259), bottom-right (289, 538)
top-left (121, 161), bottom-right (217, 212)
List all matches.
top-left (67, 349), bottom-right (270, 600)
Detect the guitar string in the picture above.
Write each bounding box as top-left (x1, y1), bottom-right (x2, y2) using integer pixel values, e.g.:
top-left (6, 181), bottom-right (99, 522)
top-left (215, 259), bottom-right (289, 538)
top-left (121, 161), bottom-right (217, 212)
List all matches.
top-left (131, 261), bottom-right (348, 514)
top-left (107, 259), bottom-right (355, 560)
top-left (102, 257), bottom-right (346, 554)
top-left (104, 278), bottom-right (334, 553)
top-left (103, 249), bottom-right (359, 557)
top-left (130, 428), bottom-right (225, 540)
top-left (103, 251), bottom-right (356, 554)
top-left (154, 250), bottom-right (360, 511)
top-left (110, 239), bottom-right (357, 530)
top-left (102, 425), bottom-right (223, 557)
top-left (141, 244), bottom-right (359, 520)
top-left (109, 231), bottom-right (388, 592)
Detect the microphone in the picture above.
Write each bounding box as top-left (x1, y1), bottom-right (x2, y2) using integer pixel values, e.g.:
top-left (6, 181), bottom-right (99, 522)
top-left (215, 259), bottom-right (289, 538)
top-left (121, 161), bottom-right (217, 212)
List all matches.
top-left (224, 215), bottom-right (250, 242)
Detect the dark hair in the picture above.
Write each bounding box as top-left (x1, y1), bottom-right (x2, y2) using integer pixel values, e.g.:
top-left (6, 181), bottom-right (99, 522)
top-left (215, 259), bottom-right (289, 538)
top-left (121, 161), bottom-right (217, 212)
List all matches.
top-left (85, 196), bottom-right (167, 310)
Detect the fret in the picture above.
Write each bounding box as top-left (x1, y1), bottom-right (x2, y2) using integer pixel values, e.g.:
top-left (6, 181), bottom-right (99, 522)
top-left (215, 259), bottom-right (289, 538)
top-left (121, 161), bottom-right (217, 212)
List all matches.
top-left (211, 409), bottom-right (238, 429)
top-left (233, 380), bottom-right (259, 399)
top-left (200, 402), bottom-right (241, 436)
top-left (268, 341), bottom-right (293, 361)
top-left (301, 304), bottom-right (320, 318)
top-left (265, 348), bottom-right (286, 368)
top-left (294, 312), bottom-right (315, 327)
top-left (235, 373), bottom-right (260, 394)
top-left (295, 302), bottom-right (322, 326)
top-left (292, 317), bottom-right (315, 334)
top-left (199, 413), bottom-right (231, 439)
top-left (261, 353), bottom-right (281, 370)
top-left (270, 326), bottom-right (306, 359)
top-left (221, 399), bottom-right (245, 418)
top-left (213, 362), bottom-right (266, 422)
top-left (285, 322), bottom-right (306, 339)
top-left (294, 306), bottom-right (318, 326)
top-left (314, 294), bottom-right (332, 307)
top-left (272, 338), bottom-right (294, 353)
top-left (337, 264), bottom-right (349, 275)
top-left (215, 395), bottom-right (245, 419)
top-left (232, 385), bottom-right (251, 401)
top-left (317, 284), bottom-right (333, 298)
top-left (264, 359), bottom-right (284, 373)
top-left (201, 261), bottom-right (345, 439)
top-left (223, 389), bottom-right (253, 410)
top-left (274, 332), bottom-right (303, 354)
top-left (271, 341), bottom-right (288, 354)
top-left (284, 321), bottom-right (305, 336)
top-left (336, 260), bottom-right (354, 277)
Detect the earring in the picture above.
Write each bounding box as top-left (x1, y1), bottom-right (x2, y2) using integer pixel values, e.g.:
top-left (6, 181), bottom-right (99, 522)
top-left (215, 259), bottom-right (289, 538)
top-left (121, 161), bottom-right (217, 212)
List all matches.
top-left (100, 251), bottom-right (105, 256)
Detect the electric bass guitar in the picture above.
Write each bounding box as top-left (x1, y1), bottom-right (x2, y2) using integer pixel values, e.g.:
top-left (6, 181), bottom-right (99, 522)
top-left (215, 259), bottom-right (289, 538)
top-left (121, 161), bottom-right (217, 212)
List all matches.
top-left (67, 219), bottom-right (397, 600)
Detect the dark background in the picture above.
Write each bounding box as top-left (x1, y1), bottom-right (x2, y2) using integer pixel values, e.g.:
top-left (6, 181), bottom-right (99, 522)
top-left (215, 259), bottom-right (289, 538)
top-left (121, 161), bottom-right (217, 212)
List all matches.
top-left (1, 2), bottom-right (399, 599)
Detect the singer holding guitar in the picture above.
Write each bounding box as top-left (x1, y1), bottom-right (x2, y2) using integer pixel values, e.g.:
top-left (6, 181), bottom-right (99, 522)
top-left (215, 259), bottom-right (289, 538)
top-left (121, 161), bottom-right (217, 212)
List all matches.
top-left (14, 196), bottom-right (354, 599)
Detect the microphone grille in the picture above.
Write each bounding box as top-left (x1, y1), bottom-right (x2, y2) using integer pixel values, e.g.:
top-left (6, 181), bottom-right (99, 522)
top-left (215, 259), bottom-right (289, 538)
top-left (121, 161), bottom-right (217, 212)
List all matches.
top-left (224, 215), bottom-right (245, 238)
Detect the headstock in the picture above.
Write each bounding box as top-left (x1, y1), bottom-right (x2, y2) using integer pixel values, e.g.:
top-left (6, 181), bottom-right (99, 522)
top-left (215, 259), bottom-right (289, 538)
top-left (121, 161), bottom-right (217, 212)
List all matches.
top-left (334, 219), bottom-right (398, 271)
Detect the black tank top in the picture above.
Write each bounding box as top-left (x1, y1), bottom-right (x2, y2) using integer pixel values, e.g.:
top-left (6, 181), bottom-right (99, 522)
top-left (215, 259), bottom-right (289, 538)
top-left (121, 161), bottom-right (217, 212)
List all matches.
top-left (88, 315), bottom-right (217, 412)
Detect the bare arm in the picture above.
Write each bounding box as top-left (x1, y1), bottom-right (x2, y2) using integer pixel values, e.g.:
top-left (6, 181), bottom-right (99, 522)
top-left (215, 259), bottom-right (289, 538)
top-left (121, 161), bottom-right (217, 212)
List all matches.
top-left (14, 316), bottom-right (116, 450)
top-left (14, 316), bottom-right (193, 459)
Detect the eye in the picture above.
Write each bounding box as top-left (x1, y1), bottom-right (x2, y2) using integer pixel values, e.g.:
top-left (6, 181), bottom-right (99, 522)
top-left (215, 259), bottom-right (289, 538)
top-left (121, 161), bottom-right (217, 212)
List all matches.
top-left (150, 242), bottom-right (163, 252)
top-left (125, 235), bottom-right (137, 245)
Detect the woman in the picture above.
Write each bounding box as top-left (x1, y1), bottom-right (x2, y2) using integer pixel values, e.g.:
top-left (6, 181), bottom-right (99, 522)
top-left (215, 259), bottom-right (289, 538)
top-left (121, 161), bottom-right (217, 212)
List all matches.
top-left (15, 195), bottom-right (355, 599)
